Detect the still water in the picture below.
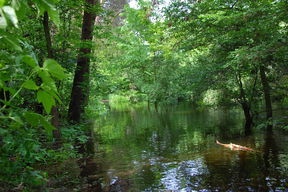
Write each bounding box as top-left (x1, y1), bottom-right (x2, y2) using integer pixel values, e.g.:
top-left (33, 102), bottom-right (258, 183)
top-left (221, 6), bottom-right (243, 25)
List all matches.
top-left (89, 104), bottom-right (288, 191)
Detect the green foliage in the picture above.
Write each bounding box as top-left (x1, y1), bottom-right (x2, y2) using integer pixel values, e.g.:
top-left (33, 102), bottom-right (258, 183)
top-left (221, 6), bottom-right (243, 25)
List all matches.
top-left (163, 0), bottom-right (288, 109)
top-left (110, 94), bottom-right (129, 103)
top-left (43, 59), bottom-right (67, 80)
top-left (0, 5), bottom-right (18, 27)
top-left (282, 125), bottom-right (288, 132)
top-left (0, 0), bottom-right (71, 189)
top-left (1, 0), bottom-right (288, 190)
top-left (37, 90), bottom-right (55, 114)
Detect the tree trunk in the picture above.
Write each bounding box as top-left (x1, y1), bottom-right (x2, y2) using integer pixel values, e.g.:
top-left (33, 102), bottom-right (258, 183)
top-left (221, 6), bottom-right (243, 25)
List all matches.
top-left (43, 11), bottom-right (62, 146)
top-left (68, 0), bottom-right (97, 123)
top-left (259, 65), bottom-right (273, 120)
top-left (154, 101), bottom-right (158, 112)
top-left (43, 12), bottom-right (53, 58)
top-left (241, 102), bottom-right (252, 135)
top-left (237, 72), bottom-right (252, 134)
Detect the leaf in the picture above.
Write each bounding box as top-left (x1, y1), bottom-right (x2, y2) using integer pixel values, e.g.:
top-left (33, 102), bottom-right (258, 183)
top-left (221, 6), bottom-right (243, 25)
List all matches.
top-left (21, 55), bottom-right (37, 67)
top-left (23, 80), bottom-right (39, 90)
top-left (0, 0), bottom-right (5, 8)
top-left (47, 7), bottom-right (60, 26)
top-left (43, 59), bottom-right (66, 80)
top-left (2, 6), bottom-right (18, 27)
top-left (0, 35), bottom-right (22, 51)
top-left (34, 0), bottom-right (60, 26)
top-left (24, 112), bottom-right (42, 127)
top-left (0, 10), bottom-right (7, 28)
top-left (12, 0), bottom-right (28, 17)
top-left (11, 0), bottom-right (20, 10)
top-left (43, 0), bottom-right (60, 26)
top-left (39, 117), bottom-right (55, 136)
top-left (0, 79), bottom-right (3, 87)
top-left (38, 70), bottom-right (57, 92)
top-left (23, 112), bottom-right (55, 136)
top-left (37, 90), bottom-right (55, 114)
top-left (41, 83), bottom-right (61, 103)
top-left (0, 18), bottom-right (7, 28)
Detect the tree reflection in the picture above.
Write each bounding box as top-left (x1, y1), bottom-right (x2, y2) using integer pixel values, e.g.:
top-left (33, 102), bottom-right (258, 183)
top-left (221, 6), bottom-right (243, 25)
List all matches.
top-left (92, 105), bottom-right (288, 191)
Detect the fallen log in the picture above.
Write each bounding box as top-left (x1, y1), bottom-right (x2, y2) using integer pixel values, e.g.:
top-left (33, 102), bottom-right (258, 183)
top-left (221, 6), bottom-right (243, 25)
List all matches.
top-left (216, 140), bottom-right (254, 151)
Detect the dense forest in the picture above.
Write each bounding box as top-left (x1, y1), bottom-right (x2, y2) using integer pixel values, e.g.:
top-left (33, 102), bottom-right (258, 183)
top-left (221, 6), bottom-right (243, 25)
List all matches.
top-left (0, 0), bottom-right (288, 191)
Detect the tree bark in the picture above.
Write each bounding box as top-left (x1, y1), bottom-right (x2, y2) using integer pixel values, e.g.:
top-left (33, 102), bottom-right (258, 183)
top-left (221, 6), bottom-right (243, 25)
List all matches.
top-left (241, 102), bottom-right (252, 135)
top-left (259, 65), bottom-right (273, 120)
top-left (43, 12), bottom-right (54, 58)
top-left (68, 0), bottom-right (97, 123)
top-left (237, 72), bottom-right (252, 134)
top-left (43, 11), bottom-right (62, 146)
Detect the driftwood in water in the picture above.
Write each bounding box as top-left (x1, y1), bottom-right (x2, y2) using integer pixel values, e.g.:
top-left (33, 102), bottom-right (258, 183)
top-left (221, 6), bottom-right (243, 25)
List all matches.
top-left (216, 140), bottom-right (254, 151)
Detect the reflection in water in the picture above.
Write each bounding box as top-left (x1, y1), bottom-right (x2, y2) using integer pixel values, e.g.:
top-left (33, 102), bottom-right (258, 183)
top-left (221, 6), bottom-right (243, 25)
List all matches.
top-left (90, 104), bottom-right (288, 191)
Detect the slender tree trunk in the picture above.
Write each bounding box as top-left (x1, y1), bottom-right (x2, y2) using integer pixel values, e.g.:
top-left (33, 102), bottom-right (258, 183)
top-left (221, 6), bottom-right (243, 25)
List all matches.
top-left (43, 12), bottom-right (53, 58)
top-left (241, 102), bottom-right (252, 135)
top-left (147, 99), bottom-right (150, 111)
top-left (43, 11), bottom-right (62, 146)
top-left (68, 0), bottom-right (97, 123)
top-left (237, 72), bottom-right (252, 134)
top-left (259, 65), bottom-right (273, 120)
top-left (154, 101), bottom-right (158, 112)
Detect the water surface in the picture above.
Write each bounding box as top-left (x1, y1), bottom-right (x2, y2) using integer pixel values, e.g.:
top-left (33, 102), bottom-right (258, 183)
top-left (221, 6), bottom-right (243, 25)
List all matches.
top-left (90, 104), bottom-right (288, 191)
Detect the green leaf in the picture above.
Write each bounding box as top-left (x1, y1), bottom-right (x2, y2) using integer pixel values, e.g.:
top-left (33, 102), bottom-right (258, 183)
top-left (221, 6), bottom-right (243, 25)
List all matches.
top-left (38, 70), bottom-right (57, 92)
top-left (47, 8), bottom-right (60, 26)
top-left (24, 112), bottom-right (42, 127)
top-left (22, 55), bottom-right (37, 67)
top-left (37, 90), bottom-right (55, 114)
top-left (43, 59), bottom-right (66, 80)
top-left (23, 112), bottom-right (55, 136)
top-left (41, 83), bottom-right (61, 103)
top-left (23, 80), bottom-right (39, 90)
top-left (5, 36), bottom-right (21, 51)
top-left (0, 79), bottom-right (4, 87)
top-left (0, 15), bottom-right (7, 28)
top-left (12, 0), bottom-right (29, 17)
top-left (39, 117), bottom-right (55, 136)
top-left (11, 0), bottom-right (20, 10)
top-left (0, 35), bottom-right (22, 51)
top-left (0, 0), bottom-right (5, 8)
top-left (34, 0), bottom-right (60, 26)
top-left (2, 6), bottom-right (18, 27)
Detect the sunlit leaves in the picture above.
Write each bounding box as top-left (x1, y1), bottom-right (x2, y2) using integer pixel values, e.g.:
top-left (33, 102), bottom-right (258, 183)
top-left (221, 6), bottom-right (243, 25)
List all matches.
top-left (0, 14), bottom-right (7, 28)
top-left (43, 59), bottom-right (66, 80)
top-left (0, 0), bottom-right (5, 8)
top-left (0, 0), bottom-right (65, 185)
top-left (20, 58), bottom-right (67, 113)
top-left (1, 6), bottom-right (18, 27)
top-left (36, 59), bottom-right (67, 113)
